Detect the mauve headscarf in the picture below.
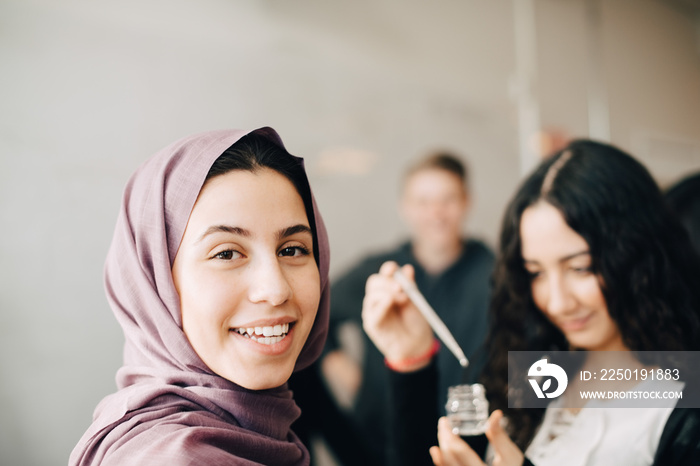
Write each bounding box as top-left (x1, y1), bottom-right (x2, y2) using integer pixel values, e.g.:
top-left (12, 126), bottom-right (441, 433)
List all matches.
top-left (70, 128), bottom-right (330, 466)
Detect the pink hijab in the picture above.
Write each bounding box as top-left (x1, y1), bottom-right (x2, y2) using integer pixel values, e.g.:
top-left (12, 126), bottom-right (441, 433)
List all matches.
top-left (70, 128), bottom-right (330, 465)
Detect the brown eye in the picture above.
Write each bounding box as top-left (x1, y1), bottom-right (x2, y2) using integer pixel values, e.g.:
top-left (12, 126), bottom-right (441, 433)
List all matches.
top-left (213, 250), bottom-right (241, 260)
top-left (279, 246), bottom-right (310, 257)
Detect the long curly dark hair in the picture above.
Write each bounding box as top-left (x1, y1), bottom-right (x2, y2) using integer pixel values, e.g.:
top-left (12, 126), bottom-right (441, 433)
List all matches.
top-left (481, 140), bottom-right (700, 450)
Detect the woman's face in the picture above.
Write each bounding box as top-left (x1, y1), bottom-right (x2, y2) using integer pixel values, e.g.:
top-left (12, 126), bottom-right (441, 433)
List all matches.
top-left (172, 168), bottom-right (321, 390)
top-left (520, 201), bottom-right (626, 352)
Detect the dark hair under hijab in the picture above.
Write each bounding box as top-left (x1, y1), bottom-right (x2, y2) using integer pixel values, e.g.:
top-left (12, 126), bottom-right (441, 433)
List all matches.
top-left (206, 131), bottom-right (319, 264)
top-left (482, 140), bottom-right (700, 449)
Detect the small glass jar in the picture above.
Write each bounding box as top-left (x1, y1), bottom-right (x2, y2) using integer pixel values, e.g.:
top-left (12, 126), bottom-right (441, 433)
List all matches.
top-left (445, 383), bottom-right (489, 436)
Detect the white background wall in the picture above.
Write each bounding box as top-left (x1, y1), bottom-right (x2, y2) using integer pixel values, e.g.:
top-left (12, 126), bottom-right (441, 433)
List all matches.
top-left (1, 0), bottom-right (699, 464)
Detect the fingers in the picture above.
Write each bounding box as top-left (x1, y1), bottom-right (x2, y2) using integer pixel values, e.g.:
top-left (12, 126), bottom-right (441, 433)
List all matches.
top-left (429, 446), bottom-right (444, 466)
top-left (361, 262), bottom-right (407, 353)
top-left (363, 262), bottom-right (409, 317)
top-left (377, 261), bottom-right (415, 286)
top-left (434, 417), bottom-right (484, 466)
top-left (367, 262), bottom-right (403, 297)
top-left (484, 410), bottom-right (506, 447)
top-left (484, 411), bottom-right (524, 466)
top-left (362, 273), bottom-right (402, 328)
top-left (397, 262), bottom-right (416, 282)
top-left (362, 261), bottom-right (434, 364)
top-left (378, 260), bottom-right (400, 276)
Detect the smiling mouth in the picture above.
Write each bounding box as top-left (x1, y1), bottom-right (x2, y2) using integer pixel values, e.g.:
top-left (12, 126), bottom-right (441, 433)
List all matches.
top-left (231, 323), bottom-right (292, 345)
top-left (559, 314), bottom-right (592, 331)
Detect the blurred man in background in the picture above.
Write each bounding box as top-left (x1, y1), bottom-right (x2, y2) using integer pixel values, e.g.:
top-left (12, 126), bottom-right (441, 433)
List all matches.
top-left (297, 151), bottom-right (495, 465)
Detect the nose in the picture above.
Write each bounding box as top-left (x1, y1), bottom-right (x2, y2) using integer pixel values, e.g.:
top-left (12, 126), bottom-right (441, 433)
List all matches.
top-left (543, 274), bottom-right (575, 316)
top-left (247, 256), bottom-right (293, 306)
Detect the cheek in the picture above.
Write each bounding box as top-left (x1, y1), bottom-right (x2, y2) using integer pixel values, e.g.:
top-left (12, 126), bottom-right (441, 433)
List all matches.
top-left (445, 198), bottom-right (466, 217)
top-left (529, 280), bottom-right (547, 312)
top-left (406, 204), bottom-right (429, 221)
top-left (576, 277), bottom-right (607, 309)
top-left (179, 270), bottom-right (240, 327)
top-left (290, 266), bottom-right (321, 320)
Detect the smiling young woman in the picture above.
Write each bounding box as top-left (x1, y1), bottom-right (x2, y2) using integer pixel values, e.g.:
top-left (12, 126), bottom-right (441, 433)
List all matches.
top-left (172, 167), bottom-right (321, 390)
top-left (519, 201), bottom-right (626, 353)
top-left (70, 128), bottom-right (330, 466)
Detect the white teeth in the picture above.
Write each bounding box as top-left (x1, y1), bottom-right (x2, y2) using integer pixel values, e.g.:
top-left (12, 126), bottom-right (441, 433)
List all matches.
top-left (249, 335), bottom-right (285, 345)
top-left (232, 323), bottom-right (292, 341)
top-left (258, 335), bottom-right (284, 345)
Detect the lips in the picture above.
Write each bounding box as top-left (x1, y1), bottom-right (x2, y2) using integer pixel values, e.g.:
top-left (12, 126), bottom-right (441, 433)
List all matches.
top-left (558, 314), bottom-right (592, 331)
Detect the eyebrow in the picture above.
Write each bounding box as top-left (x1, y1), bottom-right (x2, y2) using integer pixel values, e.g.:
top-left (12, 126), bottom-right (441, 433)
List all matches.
top-left (197, 224), bottom-right (312, 243)
top-left (523, 250), bottom-right (590, 265)
top-left (277, 224), bottom-right (313, 241)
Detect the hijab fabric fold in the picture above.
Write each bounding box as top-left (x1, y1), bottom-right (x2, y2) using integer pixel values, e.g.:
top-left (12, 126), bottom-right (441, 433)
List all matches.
top-left (70, 128), bottom-right (330, 466)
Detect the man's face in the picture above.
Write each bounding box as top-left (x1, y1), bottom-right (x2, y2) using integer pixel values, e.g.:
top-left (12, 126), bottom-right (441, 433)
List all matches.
top-left (401, 168), bottom-right (469, 248)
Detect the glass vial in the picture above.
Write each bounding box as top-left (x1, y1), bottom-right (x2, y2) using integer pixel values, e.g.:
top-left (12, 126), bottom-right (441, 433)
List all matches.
top-left (445, 383), bottom-right (489, 436)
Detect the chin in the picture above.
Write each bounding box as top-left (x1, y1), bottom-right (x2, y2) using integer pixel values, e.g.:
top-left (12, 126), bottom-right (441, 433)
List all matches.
top-left (227, 367), bottom-right (295, 391)
top-left (420, 231), bottom-right (457, 245)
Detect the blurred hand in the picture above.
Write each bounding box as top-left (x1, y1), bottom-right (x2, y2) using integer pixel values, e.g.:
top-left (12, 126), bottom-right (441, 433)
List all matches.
top-left (321, 350), bottom-right (362, 406)
top-left (429, 411), bottom-right (524, 466)
top-left (361, 261), bottom-right (434, 371)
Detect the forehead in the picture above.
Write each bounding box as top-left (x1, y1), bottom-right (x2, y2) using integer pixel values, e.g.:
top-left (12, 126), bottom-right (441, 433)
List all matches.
top-left (190, 168), bottom-right (308, 227)
top-left (403, 168), bottom-right (464, 196)
top-left (520, 201), bottom-right (589, 261)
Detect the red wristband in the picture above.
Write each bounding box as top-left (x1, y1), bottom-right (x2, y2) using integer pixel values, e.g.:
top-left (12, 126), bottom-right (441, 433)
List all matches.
top-left (384, 339), bottom-right (440, 372)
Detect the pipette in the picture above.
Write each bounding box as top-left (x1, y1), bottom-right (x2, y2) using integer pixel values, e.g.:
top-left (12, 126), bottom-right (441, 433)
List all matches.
top-left (393, 270), bottom-right (469, 368)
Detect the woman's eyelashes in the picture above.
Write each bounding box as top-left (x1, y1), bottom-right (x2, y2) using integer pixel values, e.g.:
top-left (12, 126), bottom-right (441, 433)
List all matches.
top-left (278, 244), bottom-right (310, 257)
top-left (523, 264), bottom-right (592, 280)
top-left (523, 262), bottom-right (541, 279)
top-left (207, 244), bottom-right (311, 261)
top-left (212, 249), bottom-right (243, 261)
top-left (570, 265), bottom-right (593, 275)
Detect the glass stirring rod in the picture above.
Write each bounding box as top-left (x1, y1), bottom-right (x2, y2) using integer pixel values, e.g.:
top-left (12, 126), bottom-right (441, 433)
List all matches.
top-left (393, 269), bottom-right (469, 368)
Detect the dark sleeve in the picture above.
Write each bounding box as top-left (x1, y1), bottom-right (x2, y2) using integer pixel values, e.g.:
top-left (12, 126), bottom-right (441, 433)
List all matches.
top-left (386, 361), bottom-right (440, 466)
top-left (289, 363), bottom-right (381, 466)
top-left (652, 408), bottom-right (700, 465)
